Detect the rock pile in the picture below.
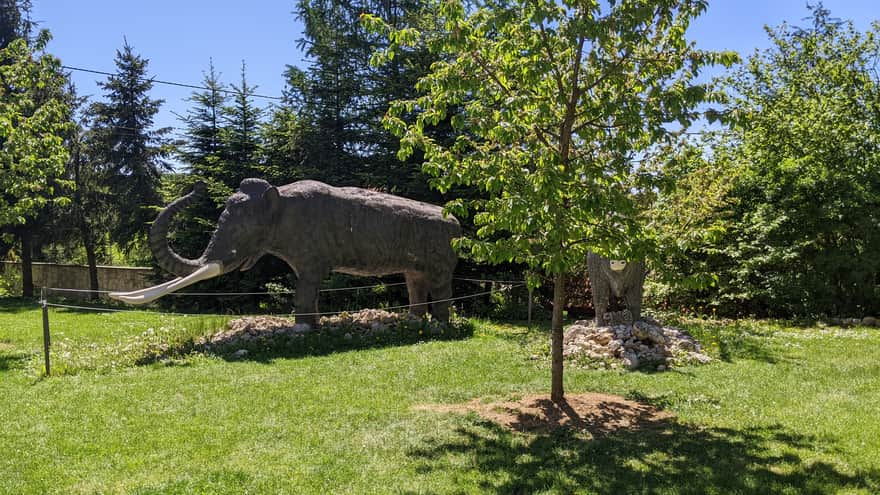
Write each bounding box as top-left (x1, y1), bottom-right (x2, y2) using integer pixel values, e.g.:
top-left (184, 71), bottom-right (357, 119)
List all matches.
top-left (198, 309), bottom-right (456, 357)
top-left (563, 318), bottom-right (711, 371)
top-left (204, 315), bottom-right (313, 350)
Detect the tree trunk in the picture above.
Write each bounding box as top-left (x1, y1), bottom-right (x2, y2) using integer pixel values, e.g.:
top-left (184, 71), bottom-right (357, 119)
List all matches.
top-left (20, 228), bottom-right (33, 298)
top-left (551, 272), bottom-right (566, 402)
top-left (82, 225), bottom-right (99, 301)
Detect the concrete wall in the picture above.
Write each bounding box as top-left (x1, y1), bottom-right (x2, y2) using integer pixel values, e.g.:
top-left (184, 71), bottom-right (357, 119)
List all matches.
top-left (0, 261), bottom-right (153, 298)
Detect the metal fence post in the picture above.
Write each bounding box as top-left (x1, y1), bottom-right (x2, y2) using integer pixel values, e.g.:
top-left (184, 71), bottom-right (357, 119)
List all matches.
top-left (41, 287), bottom-right (50, 376)
top-left (527, 285), bottom-right (533, 330)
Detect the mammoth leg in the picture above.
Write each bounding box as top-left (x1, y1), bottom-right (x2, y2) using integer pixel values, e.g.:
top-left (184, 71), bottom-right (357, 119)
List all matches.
top-left (593, 284), bottom-right (610, 326)
top-left (429, 273), bottom-right (453, 322)
top-left (624, 267), bottom-right (647, 322)
top-left (405, 272), bottom-right (430, 318)
top-left (294, 268), bottom-right (326, 326)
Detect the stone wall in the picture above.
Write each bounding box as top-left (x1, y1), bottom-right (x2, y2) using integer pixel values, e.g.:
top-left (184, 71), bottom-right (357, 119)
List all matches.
top-left (0, 261), bottom-right (153, 298)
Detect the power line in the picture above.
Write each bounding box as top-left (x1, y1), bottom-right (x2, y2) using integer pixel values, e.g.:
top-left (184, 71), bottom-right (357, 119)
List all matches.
top-left (63, 65), bottom-right (284, 101)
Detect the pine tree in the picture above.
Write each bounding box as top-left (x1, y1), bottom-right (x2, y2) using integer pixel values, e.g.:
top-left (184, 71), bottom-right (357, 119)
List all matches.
top-left (88, 40), bottom-right (170, 250)
top-left (171, 60), bottom-right (231, 260)
top-left (0, 0), bottom-right (22, 48)
top-left (289, 0), bottom-right (364, 186)
top-left (179, 59), bottom-right (227, 179)
top-left (221, 61), bottom-right (264, 186)
top-left (261, 78), bottom-right (306, 185)
top-left (0, 0), bottom-right (32, 49)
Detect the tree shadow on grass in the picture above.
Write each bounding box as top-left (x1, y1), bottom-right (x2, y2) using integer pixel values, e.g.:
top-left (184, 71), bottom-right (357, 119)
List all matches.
top-left (0, 350), bottom-right (28, 371)
top-left (406, 414), bottom-right (878, 494)
top-left (679, 319), bottom-right (784, 365)
top-left (0, 297), bottom-right (38, 314)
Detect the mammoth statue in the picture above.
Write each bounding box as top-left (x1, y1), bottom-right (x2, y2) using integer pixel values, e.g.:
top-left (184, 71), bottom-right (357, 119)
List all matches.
top-left (109, 179), bottom-right (461, 325)
top-left (587, 252), bottom-right (648, 325)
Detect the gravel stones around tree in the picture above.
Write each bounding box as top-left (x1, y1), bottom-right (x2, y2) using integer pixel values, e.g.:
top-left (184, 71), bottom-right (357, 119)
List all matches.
top-left (563, 318), bottom-right (712, 371)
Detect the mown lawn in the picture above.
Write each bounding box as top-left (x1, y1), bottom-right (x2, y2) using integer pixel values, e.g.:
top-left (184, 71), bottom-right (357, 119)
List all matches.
top-left (1, 298), bottom-right (879, 494)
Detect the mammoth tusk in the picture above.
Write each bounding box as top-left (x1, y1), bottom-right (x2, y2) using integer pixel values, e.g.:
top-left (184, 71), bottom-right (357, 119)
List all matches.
top-left (109, 277), bottom-right (184, 299)
top-left (109, 263), bottom-right (222, 305)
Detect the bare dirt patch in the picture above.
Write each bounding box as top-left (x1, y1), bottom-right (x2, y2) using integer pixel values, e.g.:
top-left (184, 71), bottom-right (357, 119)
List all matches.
top-left (415, 393), bottom-right (673, 435)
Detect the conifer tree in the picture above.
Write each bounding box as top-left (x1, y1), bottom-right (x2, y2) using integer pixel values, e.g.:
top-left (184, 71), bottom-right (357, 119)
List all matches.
top-left (0, 0), bottom-right (22, 48)
top-left (88, 40), bottom-right (170, 250)
top-left (0, 0), bottom-right (32, 48)
top-left (171, 60), bottom-right (231, 260)
top-left (289, 0), bottom-right (437, 198)
top-left (221, 61), bottom-right (264, 186)
top-left (179, 59), bottom-right (227, 179)
top-left (261, 78), bottom-right (306, 184)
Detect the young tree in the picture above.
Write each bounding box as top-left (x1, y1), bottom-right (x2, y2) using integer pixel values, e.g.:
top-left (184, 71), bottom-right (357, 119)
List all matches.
top-left (366, 0), bottom-right (734, 401)
top-left (0, 33), bottom-right (72, 296)
top-left (89, 40), bottom-right (170, 251)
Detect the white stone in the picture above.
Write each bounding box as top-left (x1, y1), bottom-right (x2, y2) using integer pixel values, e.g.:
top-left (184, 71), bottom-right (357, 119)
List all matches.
top-left (622, 351), bottom-right (640, 370)
top-left (292, 323), bottom-right (312, 334)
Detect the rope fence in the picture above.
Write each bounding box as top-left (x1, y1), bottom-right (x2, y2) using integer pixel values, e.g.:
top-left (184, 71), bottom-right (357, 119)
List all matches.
top-left (41, 277), bottom-right (520, 297)
top-left (35, 279), bottom-right (532, 376)
top-left (40, 283), bottom-right (523, 318)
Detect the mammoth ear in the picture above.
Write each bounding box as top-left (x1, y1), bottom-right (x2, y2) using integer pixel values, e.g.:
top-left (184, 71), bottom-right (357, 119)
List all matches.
top-left (239, 178), bottom-right (272, 197)
top-left (261, 186), bottom-right (280, 211)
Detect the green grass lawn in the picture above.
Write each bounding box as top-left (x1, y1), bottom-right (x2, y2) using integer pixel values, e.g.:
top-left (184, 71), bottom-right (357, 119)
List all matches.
top-left (1, 298), bottom-right (879, 494)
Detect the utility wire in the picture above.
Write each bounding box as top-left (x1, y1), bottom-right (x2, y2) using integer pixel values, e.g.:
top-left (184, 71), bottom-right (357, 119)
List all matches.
top-left (63, 65), bottom-right (284, 101)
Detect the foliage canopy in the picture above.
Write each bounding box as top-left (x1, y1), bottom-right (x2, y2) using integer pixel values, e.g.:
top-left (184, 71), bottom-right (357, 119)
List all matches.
top-left (0, 34), bottom-right (71, 233)
top-left (366, 0), bottom-right (736, 399)
top-left (655, 6), bottom-right (880, 317)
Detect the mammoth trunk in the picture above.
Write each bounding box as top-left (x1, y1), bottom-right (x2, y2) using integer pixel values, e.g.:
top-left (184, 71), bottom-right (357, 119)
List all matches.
top-left (150, 182), bottom-right (207, 277)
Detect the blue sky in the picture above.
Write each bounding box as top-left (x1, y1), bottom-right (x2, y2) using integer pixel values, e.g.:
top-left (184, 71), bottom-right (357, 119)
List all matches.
top-left (31, 0), bottom-right (879, 134)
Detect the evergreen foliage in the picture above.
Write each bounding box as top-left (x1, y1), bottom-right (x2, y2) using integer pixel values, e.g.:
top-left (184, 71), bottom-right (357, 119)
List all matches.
top-left (173, 61), bottom-right (232, 259)
top-left (0, 0), bottom-right (32, 49)
top-left (88, 40), bottom-right (171, 250)
top-left (289, 0), bottom-right (438, 199)
top-left (222, 62), bottom-right (264, 185)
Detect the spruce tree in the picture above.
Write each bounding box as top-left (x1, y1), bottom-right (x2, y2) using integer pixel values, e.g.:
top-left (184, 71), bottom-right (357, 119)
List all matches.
top-left (261, 79), bottom-right (306, 185)
top-left (171, 60), bottom-right (231, 260)
top-left (0, 0), bottom-right (32, 48)
top-left (0, 0), bottom-right (22, 48)
top-left (88, 40), bottom-right (170, 250)
top-left (179, 59), bottom-right (227, 179)
top-left (289, 0), bottom-right (437, 197)
top-left (221, 61), bottom-right (264, 186)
